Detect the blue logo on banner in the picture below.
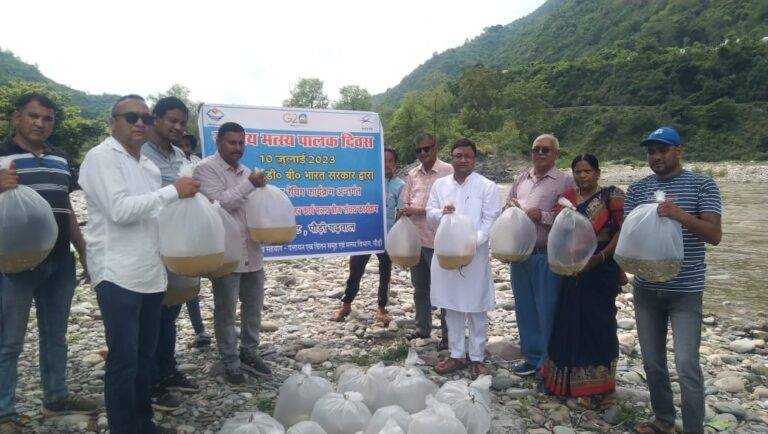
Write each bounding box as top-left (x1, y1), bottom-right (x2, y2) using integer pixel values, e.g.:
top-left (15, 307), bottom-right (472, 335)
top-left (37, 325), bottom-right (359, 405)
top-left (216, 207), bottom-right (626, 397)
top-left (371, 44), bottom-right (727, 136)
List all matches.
top-left (206, 108), bottom-right (225, 121)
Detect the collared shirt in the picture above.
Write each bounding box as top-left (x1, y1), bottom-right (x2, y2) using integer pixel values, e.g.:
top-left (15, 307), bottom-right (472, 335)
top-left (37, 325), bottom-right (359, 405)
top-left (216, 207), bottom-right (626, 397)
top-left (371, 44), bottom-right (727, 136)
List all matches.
top-left (194, 153), bottom-right (262, 273)
top-left (0, 136), bottom-right (75, 263)
top-left (78, 136), bottom-right (179, 293)
top-left (141, 141), bottom-right (187, 187)
top-left (506, 166), bottom-right (576, 247)
top-left (399, 159), bottom-right (454, 248)
top-left (385, 176), bottom-right (406, 232)
top-left (625, 170), bottom-right (722, 292)
top-left (426, 171), bottom-right (501, 312)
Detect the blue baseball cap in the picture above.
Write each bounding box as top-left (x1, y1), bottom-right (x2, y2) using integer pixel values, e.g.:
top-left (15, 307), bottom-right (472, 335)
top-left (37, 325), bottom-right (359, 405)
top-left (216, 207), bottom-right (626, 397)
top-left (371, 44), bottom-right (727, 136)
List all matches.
top-left (641, 127), bottom-right (682, 147)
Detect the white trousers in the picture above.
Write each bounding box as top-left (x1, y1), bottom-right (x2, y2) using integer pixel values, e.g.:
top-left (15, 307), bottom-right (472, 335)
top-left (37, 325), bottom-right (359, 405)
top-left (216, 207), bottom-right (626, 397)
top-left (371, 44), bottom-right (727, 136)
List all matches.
top-left (444, 309), bottom-right (488, 362)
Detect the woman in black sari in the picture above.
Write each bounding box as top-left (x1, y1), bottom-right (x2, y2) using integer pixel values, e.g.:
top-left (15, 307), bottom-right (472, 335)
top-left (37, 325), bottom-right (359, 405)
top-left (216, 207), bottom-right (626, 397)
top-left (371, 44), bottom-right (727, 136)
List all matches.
top-left (541, 154), bottom-right (625, 409)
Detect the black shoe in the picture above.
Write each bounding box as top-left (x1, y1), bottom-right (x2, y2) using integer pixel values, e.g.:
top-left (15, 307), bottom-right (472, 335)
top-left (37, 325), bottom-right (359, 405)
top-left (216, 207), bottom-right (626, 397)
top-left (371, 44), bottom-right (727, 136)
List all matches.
top-left (437, 337), bottom-right (449, 351)
top-left (224, 368), bottom-right (246, 385)
top-left (512, 361), bottom-right (537, 377)
top-left (239, 353), bottom-right (273, 377)
top-left (193, 332), bottom-right (211, 348)
top-left (155, 425), bottom-right (181, 434)
top-left (160, 370), bottom-right (200, 393)
top-left (42, 393), bottom-right (101, 416)
top-left (151, 389), bottom-right (182, 412)
top-left (406, 331), bottom-right (431, 341)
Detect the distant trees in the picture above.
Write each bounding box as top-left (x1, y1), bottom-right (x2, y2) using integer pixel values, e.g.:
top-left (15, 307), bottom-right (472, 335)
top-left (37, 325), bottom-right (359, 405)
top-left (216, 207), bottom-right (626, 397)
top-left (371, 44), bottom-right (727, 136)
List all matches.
top-left (333, 85), bottom-right (372, 111)
top-left (283, 78), bottom-right (329, 109)
top-left (148, 84), bottom-right (199, 135)
top-left (0, 81), bottom-right (107, 162)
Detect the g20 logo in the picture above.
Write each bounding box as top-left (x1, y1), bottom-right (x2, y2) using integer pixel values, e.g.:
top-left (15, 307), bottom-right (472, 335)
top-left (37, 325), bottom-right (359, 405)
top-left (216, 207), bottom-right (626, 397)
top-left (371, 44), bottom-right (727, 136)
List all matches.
top-left (282, 112), bottom-right (308, 125)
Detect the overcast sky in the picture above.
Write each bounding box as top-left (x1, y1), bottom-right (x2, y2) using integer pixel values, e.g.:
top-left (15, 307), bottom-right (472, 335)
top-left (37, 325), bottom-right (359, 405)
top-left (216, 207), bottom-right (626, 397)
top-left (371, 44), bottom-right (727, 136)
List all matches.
top-left (0, 0), bottom-right (545, 106)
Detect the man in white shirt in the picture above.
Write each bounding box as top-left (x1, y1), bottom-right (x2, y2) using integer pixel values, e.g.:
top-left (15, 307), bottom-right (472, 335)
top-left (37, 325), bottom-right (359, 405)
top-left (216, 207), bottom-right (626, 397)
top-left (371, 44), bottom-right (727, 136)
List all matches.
top-left (426, 138), bottom-right (500, 379)
top-left (78, 95), bottom-right (198, 434)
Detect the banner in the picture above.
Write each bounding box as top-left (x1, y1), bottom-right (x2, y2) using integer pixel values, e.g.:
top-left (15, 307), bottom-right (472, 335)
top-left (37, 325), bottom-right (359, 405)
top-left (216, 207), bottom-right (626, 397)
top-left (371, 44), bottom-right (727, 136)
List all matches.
top-left (198, 104), bottom-right (386, 260)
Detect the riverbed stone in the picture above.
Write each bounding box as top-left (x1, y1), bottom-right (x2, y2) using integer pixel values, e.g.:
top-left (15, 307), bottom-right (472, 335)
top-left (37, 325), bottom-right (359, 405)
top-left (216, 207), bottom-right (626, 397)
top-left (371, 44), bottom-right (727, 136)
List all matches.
top-left (714, 377), bottom-right (745, 393)
top-left (295, 348), bottom-right (331, 364)
top-left (729, 339), bottom-right (756, 353)
top-left (617, 318), bottom-right (636, 330)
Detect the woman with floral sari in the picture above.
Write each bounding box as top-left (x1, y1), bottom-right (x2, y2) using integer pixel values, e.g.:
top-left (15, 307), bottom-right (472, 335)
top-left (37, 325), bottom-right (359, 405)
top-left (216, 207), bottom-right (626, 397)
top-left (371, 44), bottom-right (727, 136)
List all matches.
top-left (541, 154), bottom-right (625, 409)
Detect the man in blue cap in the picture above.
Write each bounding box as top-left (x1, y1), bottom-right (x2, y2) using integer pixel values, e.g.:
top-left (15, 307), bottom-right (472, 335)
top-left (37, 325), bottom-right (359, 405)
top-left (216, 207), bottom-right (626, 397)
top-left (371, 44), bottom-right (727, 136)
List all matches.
top-left (625, 127), bottom-right (722, 434)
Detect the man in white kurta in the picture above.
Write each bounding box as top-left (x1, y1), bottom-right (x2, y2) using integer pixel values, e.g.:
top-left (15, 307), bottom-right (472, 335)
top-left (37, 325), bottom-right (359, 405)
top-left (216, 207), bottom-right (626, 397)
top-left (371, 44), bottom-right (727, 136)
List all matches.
top-left (426, 138), bottom-right (500, 377)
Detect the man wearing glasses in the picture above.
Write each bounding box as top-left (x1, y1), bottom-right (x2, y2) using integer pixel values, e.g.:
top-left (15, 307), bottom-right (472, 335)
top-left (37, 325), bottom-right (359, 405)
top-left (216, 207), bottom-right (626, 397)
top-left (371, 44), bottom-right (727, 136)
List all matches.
top-left (79, 95), bottom-right (199, 434)
top-left (505, 134), bottom-right (574, 378)
top-left (398, 133), bottom-right (452, 347)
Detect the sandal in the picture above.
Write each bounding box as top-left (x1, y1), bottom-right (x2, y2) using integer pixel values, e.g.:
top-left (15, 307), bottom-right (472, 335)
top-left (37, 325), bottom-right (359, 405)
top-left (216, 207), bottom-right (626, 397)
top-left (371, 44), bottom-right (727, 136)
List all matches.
top-left (375, 308), bottom-right (391, 326)
top-left (329, 303), bottom-right (351, 322)
top-left (434, 358), bottom-right (468, 375)
top-left (470, 362), bottom-right (489, 379)
top-left (634, 420), bottom-right (675, 434)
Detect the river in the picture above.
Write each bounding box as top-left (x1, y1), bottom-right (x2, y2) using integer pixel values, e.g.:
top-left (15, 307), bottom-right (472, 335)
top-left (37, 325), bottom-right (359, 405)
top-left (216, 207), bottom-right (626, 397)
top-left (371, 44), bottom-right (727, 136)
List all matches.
top-left (499, 179), bottom-right (768, 325)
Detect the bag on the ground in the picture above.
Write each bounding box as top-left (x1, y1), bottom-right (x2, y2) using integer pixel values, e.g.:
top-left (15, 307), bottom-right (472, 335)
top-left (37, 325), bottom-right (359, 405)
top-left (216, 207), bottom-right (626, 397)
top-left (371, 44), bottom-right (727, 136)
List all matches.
top-left (310, 392), bottom-right (372, 434)
top-left (407, 396), bottom-right (467, 434)
top-left (364, 406), bottom-right (411, 434)
top-left (245, 182), bottom-right (297, 245)
top-left (547, 197), bottom-right (597, 275)
top-left (160, 164), bottom-right (225, 276)
top-left (376, 419), bottom-right (405, 434)
top-left (209, 202), bottom-right (243, 278)
top-left (338, 365), bottom-right (392, 411)
top-left (385, 216), bottom-right (421, 267)
top-left (435, 377), bottom-right (492, 434)
top-left (218, 411), bottom-right (285, 434)
top-left (614, 190), bottom-right (684, 282)
top-left (390, 349), bottom-right (437, 413)
top-left (434, 211), bottom-right (477, 269)
top-left (287, 421), bottom-right (327, 434)
top-left (0, 159), bottom-right (58, 274)
top-left (489, 206), bottom-right (536, 264)
top-left (274, 365), bottom-right (334, 427)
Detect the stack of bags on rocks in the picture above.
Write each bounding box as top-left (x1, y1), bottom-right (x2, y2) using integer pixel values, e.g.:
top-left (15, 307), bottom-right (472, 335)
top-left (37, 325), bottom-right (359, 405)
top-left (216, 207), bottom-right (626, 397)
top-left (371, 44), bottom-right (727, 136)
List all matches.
top-left (219, 350), bottom-right (493, 434)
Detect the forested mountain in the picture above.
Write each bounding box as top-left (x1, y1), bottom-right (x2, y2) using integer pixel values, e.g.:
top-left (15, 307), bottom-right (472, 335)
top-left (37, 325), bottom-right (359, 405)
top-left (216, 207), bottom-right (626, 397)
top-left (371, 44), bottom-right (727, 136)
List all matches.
top-left (0, 49), bottom-right (118, 118)
top-left (376, 0), bottom-right (768, 162)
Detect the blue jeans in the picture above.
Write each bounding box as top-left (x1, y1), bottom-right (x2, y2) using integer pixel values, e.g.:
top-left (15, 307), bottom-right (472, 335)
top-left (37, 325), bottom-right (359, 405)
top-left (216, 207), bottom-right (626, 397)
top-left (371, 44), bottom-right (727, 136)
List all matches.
top-left (152, 304), bottom-right (182, 385)
top-left (185, 297), bottom-right (205, 335)
top-left (0, 253), bottom-right (76, 422)
top-left (96, 281), bottom-right (163, 434)
top-left (510, 252), bottom-right (561, 368)
top-left (634, 287), bottom-right (704, 433)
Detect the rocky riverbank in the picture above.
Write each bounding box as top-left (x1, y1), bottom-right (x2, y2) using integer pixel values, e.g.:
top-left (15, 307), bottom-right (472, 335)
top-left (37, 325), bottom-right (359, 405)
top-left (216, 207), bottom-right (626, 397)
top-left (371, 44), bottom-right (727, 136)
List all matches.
top-left (14, 247), bottom-right (768, 432)
top-left (14, 184), bottom-right (768, 434)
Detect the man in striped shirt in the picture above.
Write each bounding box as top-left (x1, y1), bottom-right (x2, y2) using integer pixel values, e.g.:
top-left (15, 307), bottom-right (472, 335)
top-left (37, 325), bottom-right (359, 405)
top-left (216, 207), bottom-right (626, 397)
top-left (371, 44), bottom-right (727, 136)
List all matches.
top-left (0, 93), bottom-right (99, 433)
top-left (626, 127), bottom-right (722, 434)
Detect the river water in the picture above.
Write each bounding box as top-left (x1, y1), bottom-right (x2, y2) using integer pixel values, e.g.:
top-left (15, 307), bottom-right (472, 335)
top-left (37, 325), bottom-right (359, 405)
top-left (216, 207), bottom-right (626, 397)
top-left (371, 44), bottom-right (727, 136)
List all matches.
top-left (499, 180), bottom-right (768, 324)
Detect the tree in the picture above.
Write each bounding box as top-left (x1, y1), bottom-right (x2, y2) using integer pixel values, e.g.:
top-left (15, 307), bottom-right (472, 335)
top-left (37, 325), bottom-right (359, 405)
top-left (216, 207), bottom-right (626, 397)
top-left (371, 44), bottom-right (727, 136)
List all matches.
top-left (147, 84), bottom-right (199, 135)
top-left (283, 78), bottom-right (329, 109)
top-left (333, 85), bottom-right (372, 111)
top-left (0, 81), bottom-right (107, 162)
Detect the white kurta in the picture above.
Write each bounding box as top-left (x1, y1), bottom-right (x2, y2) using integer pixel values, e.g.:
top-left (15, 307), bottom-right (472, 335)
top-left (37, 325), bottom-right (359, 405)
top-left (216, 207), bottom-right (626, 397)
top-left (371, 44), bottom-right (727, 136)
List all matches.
top-left (427, 171), bottom-right (500, 312)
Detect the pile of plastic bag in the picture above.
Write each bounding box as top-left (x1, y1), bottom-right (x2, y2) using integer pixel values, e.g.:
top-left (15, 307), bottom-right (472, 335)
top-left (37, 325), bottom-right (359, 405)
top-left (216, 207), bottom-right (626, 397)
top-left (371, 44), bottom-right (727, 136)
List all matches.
top-left (219, 412), bottom-right (285, 434)
top-left (264, 347), bottom-right (492, 434)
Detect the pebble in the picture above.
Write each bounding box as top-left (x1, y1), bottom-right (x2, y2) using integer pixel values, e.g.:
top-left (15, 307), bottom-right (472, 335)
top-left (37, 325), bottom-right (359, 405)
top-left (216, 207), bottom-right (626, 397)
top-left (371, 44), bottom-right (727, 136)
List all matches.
top-left (617, 318), bottom-right (637, 330)
top-left (715, 401), bottom-right (748, 419)
top-left (81, 353), bottom-right (103, 366)
top-left (295, 348), bottom-right (331, 364)
top-left (714, 377), bottom-right (746, 393)
top-left (260, 321), bottom-right (279, 332)
top-left (729, 339), bottom-right (756, 354)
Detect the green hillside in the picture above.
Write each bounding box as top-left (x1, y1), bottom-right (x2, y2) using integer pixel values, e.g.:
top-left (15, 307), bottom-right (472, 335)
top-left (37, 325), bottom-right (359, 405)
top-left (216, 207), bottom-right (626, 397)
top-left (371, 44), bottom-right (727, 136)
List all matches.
top-left (375, 0), bottom-right (768, 162)
top-left (0, 48), bottom-right (118, 118)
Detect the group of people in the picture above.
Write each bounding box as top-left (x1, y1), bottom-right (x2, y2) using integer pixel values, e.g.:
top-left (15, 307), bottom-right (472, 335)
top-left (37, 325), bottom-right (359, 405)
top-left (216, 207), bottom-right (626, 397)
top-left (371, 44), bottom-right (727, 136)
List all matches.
top-left (330, 129), bottom-right (721, 434)
top-left (0, 91), bottom-right (722, 434)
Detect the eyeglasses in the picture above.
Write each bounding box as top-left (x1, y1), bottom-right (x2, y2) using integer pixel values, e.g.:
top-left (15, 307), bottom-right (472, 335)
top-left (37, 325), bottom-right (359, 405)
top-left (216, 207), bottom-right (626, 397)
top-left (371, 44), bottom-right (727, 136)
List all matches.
top-left (114, 112), bottom-right (154, 125)
top-left (415, 144), bottom-right (434, 154)
top-left (531, 146), bottom-right (553, 155)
